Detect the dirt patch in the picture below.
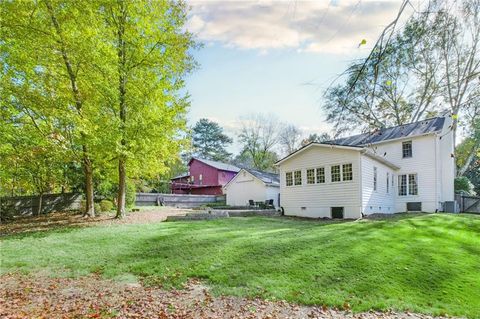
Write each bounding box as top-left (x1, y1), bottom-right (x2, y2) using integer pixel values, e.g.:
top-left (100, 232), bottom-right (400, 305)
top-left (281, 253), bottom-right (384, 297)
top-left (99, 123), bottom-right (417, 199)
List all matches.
top-left (0, 273), bottom-right (451, 319)
top-left (0, 208), bottom-right (189, 237)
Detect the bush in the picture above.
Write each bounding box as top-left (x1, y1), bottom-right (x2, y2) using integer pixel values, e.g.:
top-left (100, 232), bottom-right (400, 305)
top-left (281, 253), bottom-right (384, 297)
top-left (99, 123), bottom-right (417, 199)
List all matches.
top-left (126, 182), bottom-right (136, 209)
top-left (94, 202), bottom-right (101, 214)
top-left (100, 200), bottom-right (114, 212)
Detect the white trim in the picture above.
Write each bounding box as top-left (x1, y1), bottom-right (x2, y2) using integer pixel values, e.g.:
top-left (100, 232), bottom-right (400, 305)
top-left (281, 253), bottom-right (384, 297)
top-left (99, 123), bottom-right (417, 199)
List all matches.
top-left (275, 143), bottom-right (362, 166)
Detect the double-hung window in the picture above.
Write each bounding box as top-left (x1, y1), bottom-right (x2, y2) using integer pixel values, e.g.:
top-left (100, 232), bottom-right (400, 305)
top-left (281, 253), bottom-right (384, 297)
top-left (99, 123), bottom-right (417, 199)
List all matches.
top-left (342, 164), bottom-right (353, 181)
top-left (286, 172), bottom-right (293, 186)
top-left (398, 174), bottom-right (418, 196)
top-left (331, 165), bottom-right (341, 182)
top-left (402, 141), bottom-right (412, 158)
top-left (294, 170), bottom-right (302, 186)
top-left (306, 169), bottom-right (315, 184)
top-left (316, 167), bottom-right (325, 183)
top-left (373, 167), bottom-right (378, 191)
top-left (386, 172), bottom-right (390, 193)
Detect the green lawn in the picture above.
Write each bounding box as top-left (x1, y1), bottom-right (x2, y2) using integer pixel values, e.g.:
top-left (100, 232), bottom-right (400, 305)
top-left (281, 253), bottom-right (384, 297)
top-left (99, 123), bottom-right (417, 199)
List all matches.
top-left (1, 214), bottom-right (479, 318)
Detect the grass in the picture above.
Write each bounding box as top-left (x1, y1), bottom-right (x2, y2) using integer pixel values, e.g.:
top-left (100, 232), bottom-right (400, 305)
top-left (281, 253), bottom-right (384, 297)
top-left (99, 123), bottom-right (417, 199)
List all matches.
top-left (1, 213), bottom-right (479, 318)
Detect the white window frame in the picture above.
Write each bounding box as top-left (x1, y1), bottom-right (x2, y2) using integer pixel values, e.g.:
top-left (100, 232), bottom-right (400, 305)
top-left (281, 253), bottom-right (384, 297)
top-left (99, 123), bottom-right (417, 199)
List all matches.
top-left (342, 163), bottom-right (353, 181)
top-left (331, 165), bottom-right (341, 182)
top-left (386, 172), bottom-right (389, 193)
top-left (294, 170), bottom-right (302, 186)
top-left (316, 167), bottom-right (325, 184)
top-left (306, 168), bottom-right (315, 184)
top-left (285, 172), bottom-right (293, 187)
top-left (398, 173), bottom-right (418, 196)
top-left (402, 141), bottom-right (413, 158)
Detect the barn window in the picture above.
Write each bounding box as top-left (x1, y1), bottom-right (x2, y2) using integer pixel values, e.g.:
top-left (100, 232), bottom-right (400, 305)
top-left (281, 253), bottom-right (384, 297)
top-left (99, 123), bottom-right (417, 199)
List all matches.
top-left (331, 165), bottom-right (341, 182)
top-left (306, 169), bottom-right (315, 184)
top-left (402, 141), bottom-right (412, 158)
top-left (199, 174), bottom-right (203, 185)
top-left (373, 167), bottom-right (378, 191)
top-left (286, 172), bottom-right (293, 186)
top-left (294, 170), bottom-right (302, 185)
top-left (316, 167), bottom-right (325, 183)
top-left (342, 163), bottom-right (353, 181)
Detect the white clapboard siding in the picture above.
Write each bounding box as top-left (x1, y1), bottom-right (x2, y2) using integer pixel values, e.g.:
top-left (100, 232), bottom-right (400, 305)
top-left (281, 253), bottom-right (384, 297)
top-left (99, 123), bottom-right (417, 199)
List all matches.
top-left (365, 134), bottom-right (438, 212)
top-left (224, 170), bottom-right (279, 207)
top-left (279, 146), bottom-right (362, 219)
top-left (360, 155), bottom-right (396, 214)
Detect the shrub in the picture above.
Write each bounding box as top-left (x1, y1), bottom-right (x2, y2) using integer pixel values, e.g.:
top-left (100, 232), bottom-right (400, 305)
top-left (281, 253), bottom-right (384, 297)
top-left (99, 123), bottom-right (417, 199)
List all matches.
top-left (94, 202), bottom-right (101, 214)
top-left (100, 200), bottom-right (114, 212)
top-left (126, 182), bottom-right (136, 209)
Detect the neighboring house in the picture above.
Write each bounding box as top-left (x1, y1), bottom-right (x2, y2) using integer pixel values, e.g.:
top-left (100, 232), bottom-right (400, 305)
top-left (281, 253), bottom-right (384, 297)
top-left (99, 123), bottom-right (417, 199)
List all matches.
top-left (223, 168), bottom-right (280, 207)
top-left (171, 158), bottom-right (240, 195)
top-left (276, 115), bottom-right (455, 218)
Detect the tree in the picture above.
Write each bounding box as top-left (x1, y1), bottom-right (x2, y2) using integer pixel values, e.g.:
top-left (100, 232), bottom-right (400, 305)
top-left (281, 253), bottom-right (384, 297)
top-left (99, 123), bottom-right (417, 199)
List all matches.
top-left (192, 119), bottom-right (233, 161)
top-left (278, 124), bottom-right (302, 156)
top-left (301, 133), bottom-right (332, 146)
top-left (1, 0), bottom-right (105, 216)
top-left (100, 0), bottom-right (197, 218)
top-left (238, 114), bottom-right (280, 171)
top-left (323, 0), bottom-right (480, 147)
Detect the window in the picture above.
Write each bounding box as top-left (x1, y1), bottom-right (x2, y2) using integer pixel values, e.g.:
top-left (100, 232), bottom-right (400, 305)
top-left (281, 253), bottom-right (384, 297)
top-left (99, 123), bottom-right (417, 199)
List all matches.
top-left (306, 169), bottom-right (315, 184)
top-left (316, 167), bottom-right (325, 183)
top-left (286, 172), bottom-right (293, 186)
top-left (402, 141), bottom-right (412, 158)
top-left (342, 164), bottom-right (353, 181)
top-left (386, 172), bottom-right (390, 193)
top-left (392, 174), bottom-right (395, 187)
top-left (373, 167), bottom-right (378, 191)
top-left (331, 165), bottom-right (341, 182)
top-left (191, 175), bottom-right (195, 183)
top-left (294, 170), bottom-right (302, 185)
top-left (399, 174), bottom-right (418, 196)
top-left (408, 174), bottom-right (418, 195)
top-left (199, 174), bottom-right (203, 185)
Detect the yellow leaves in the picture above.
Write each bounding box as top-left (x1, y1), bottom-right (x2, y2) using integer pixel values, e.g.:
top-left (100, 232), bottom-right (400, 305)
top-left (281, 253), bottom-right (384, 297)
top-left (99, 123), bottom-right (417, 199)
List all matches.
top-left (452, 114), bottom-right (458, 120)
top-left (385, 80), bottom-right (392, 86)
top-left (358, 39), bottom-right (367, 47)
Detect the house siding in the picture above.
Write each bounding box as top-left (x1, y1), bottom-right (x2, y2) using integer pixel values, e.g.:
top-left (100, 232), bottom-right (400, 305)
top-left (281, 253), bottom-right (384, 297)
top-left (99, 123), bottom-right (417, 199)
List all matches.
top-left (224, 170), bottom-right (279, 207)
top-left (360, 155), bottom-right (396, 214)
top-left (364, 135), bottom-right (439, 212)
top-left (279, 146), bottom-right (362, 219)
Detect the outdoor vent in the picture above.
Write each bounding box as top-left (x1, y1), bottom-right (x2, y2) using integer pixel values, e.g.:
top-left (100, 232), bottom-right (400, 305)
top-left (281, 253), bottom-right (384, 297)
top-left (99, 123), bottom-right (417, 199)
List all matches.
top-left (301, 207), bottom-right (306, 210)
top-left (406, 202), bottom-right (422, 212)
top-left (331, 207), bottom-right (344, 219)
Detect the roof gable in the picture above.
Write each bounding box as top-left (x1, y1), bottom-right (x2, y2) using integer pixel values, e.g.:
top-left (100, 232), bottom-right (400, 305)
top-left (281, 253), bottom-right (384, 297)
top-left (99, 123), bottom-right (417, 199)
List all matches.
top-left (275, 142), bottom-right (362, 166)
top-left (224, 168), bottom-right (279, 189)
top-left (190, 157), bottom-right (241, 173)
top-left (331, 117), bottom-right (445, 146)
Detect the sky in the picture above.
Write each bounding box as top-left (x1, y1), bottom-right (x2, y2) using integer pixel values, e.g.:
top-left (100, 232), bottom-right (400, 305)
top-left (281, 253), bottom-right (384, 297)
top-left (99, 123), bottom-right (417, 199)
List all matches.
top-left (184, 0), bottom-right (409, 152)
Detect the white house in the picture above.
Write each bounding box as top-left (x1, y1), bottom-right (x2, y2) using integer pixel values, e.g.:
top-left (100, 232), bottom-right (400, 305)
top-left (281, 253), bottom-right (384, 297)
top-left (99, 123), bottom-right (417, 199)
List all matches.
top-left (223, 168), bottom-right (280, 207)
top-left (276, 115), bottom-right (455, 219)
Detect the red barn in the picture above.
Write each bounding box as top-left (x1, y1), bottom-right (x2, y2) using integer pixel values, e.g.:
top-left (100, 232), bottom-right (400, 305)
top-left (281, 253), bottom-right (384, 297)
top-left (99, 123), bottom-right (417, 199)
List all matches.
top-left (171, 158), bottom-right (240, 195)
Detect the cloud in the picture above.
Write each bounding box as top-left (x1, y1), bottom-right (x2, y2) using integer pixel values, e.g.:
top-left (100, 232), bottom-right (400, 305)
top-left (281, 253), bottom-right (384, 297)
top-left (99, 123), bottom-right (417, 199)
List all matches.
top-left (187, 0), bottom-right (403, 54)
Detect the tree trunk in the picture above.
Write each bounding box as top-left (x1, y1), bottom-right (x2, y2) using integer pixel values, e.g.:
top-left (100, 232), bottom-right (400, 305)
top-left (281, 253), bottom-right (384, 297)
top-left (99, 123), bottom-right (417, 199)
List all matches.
top-left (115, 0), bottom-right (128, 219)
top-left (83, 150), bottom-right (95, 217)
top-left (457, 139), bottom-right (480, 177)
top-left (116, 157), bottom-right (126, 218)
top-left (37, 193), bottom-right (43, 216)
top-left (45, 0), bottom-right (96, 217)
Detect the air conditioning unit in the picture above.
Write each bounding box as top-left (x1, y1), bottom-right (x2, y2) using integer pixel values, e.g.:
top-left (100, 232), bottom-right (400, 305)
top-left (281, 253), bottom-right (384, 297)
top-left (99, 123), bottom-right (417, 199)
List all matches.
top-left (444, 201), bottom-right (458, 213)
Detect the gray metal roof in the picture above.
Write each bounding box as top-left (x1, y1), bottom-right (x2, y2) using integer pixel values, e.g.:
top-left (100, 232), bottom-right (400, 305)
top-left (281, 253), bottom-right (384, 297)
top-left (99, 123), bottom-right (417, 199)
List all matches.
top-left (331, 117), bottom-right (446, 146)
top-left (192, 157), bottom-right (241, 172)
top-left (245, 168), bottom-right (280, 186)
